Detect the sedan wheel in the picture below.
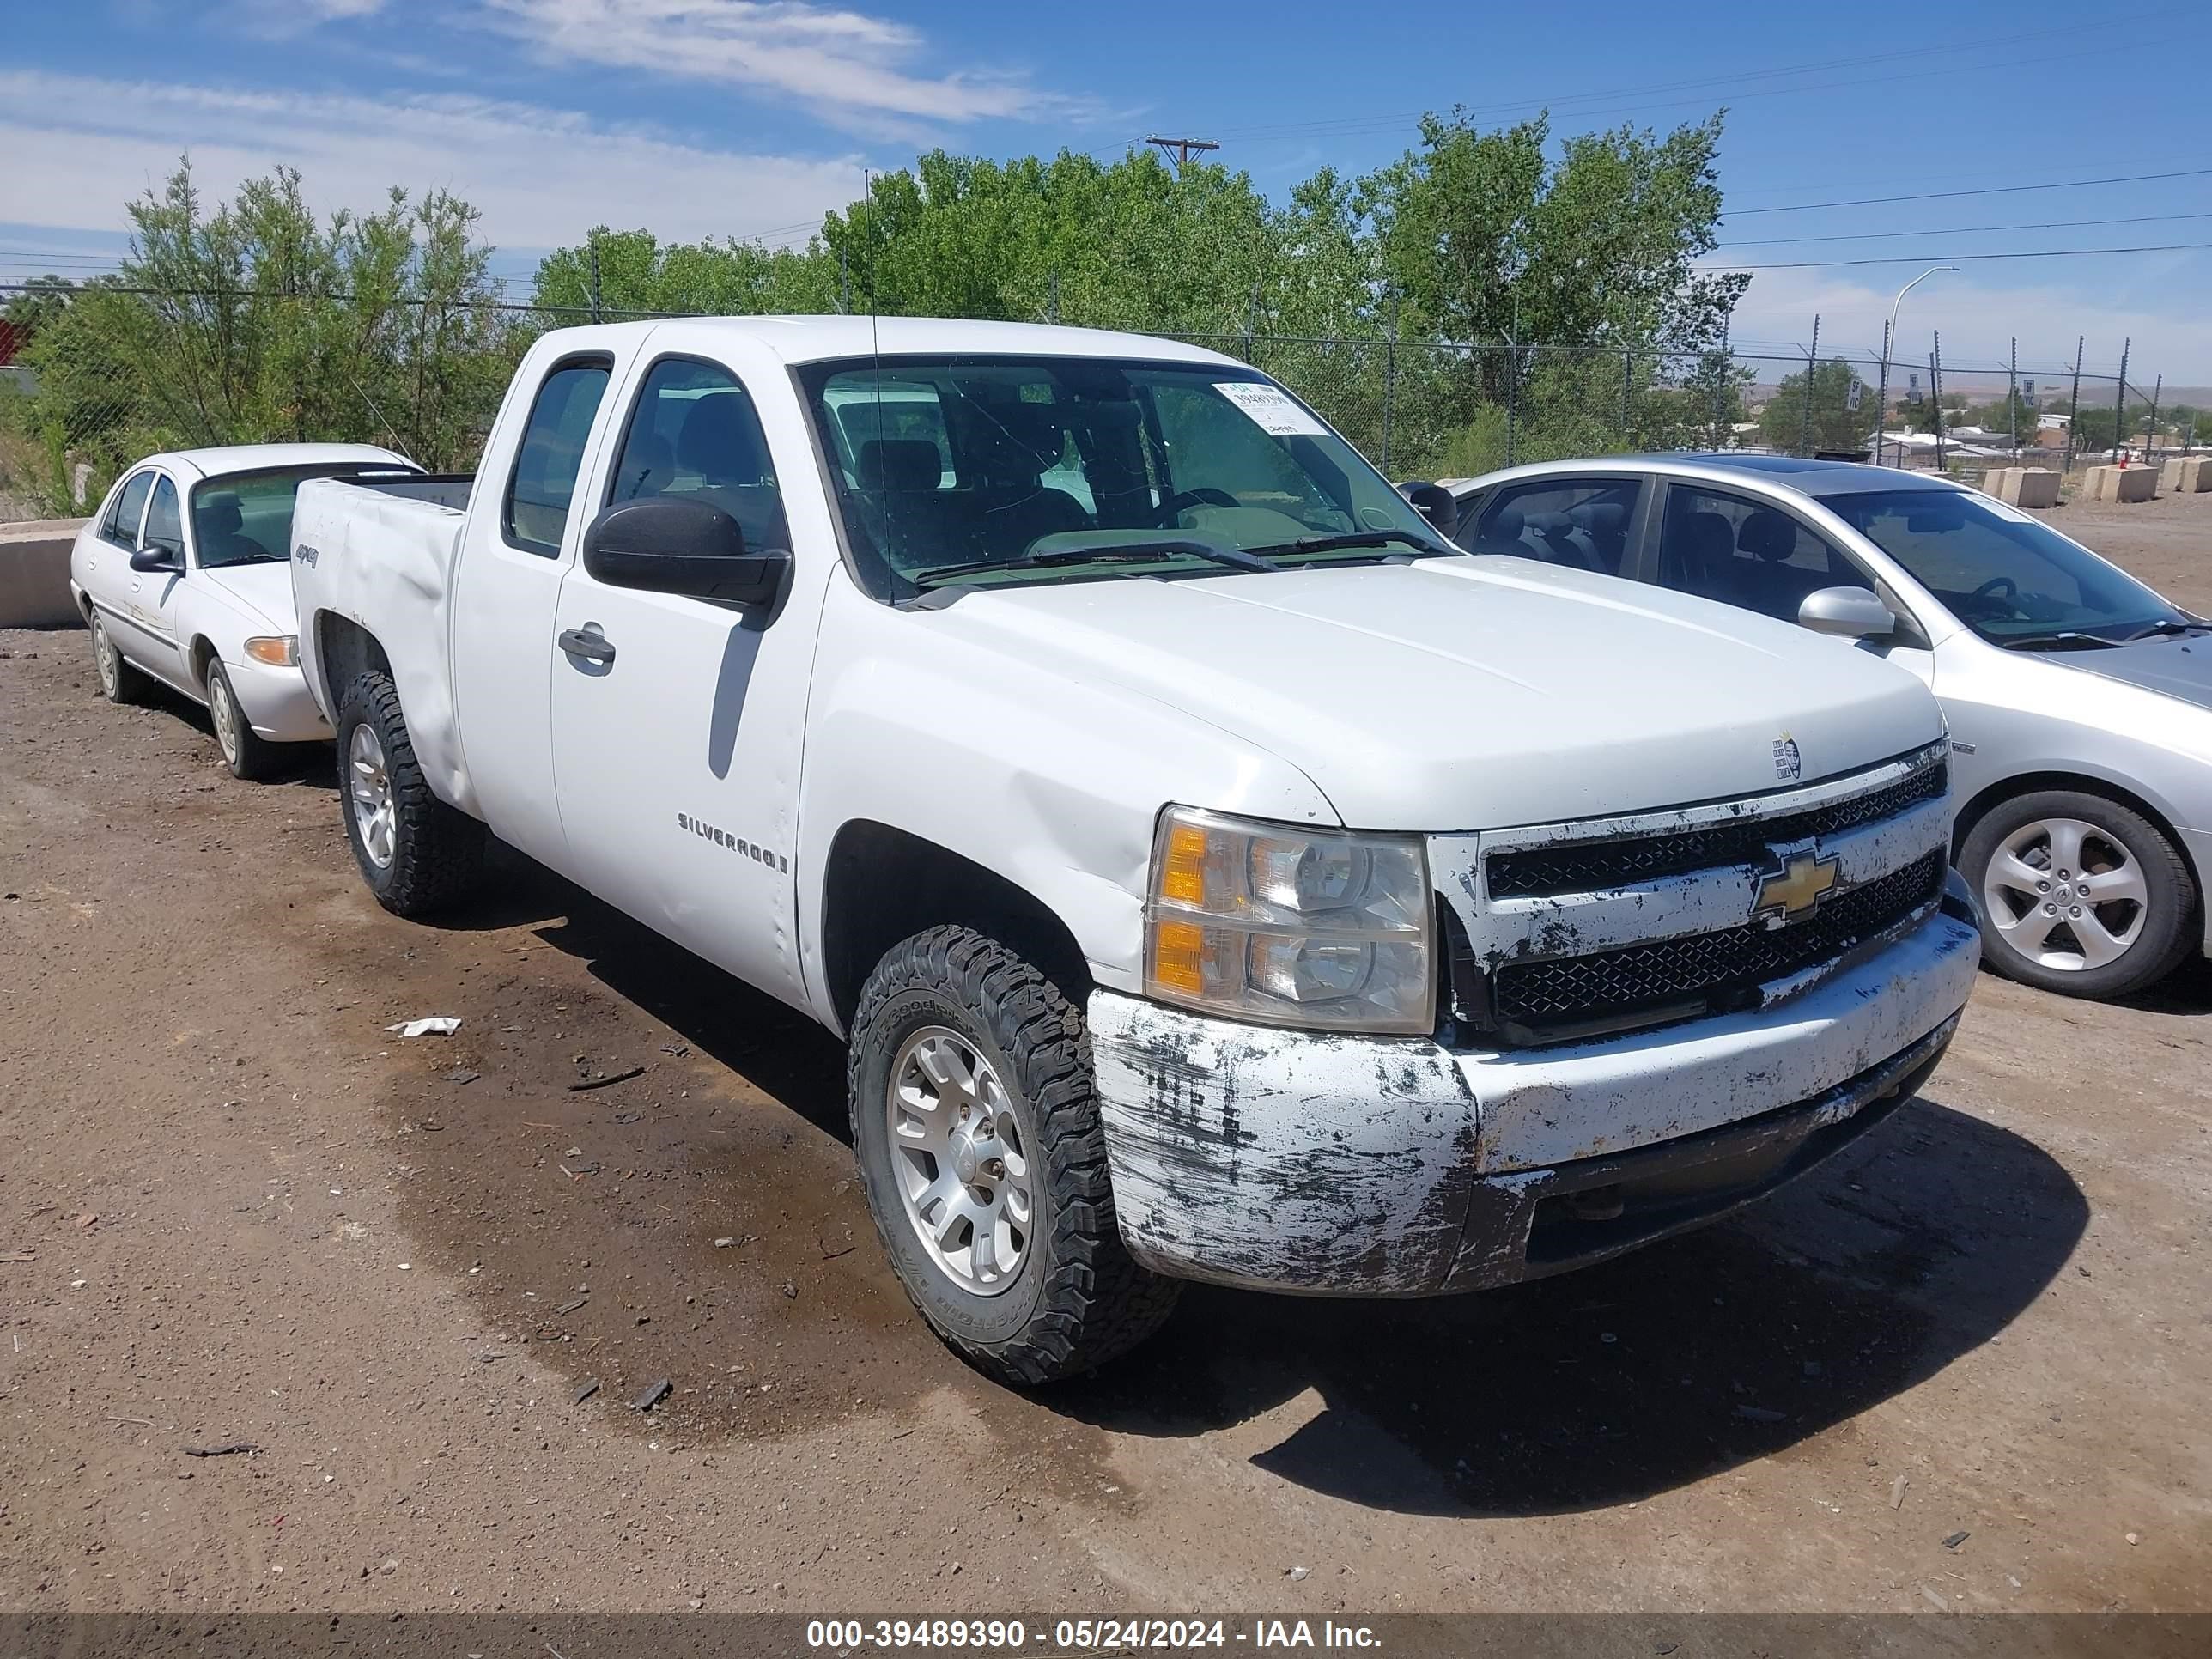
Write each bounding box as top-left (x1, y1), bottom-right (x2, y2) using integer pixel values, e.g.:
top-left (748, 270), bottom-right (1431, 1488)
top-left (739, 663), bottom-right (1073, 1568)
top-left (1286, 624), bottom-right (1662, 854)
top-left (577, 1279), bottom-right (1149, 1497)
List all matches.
top-left (1982, 816), bottom-right (2145, 971)
top-left (348, 720), bottom-right (398, 870)
top-left (89, 617), bottom-right (144, 705)
top-left (210, 670), bottom-right (242, 767)
top-left (1963, 788), bottom-right (2196, 1000)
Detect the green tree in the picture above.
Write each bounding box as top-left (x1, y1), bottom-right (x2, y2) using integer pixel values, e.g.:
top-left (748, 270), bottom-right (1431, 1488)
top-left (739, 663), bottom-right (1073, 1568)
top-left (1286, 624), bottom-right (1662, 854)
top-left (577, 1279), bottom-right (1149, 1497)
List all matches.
top-left (1964, 391), bottom-right (2038, 443)
top-left (1759, 359), bottom-right (1873, 454)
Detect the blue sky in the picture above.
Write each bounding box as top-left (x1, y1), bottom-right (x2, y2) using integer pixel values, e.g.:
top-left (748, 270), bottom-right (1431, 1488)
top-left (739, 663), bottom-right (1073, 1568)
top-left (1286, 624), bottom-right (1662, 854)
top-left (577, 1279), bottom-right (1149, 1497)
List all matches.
top-left (5, 0), bottom-right (2211, 382)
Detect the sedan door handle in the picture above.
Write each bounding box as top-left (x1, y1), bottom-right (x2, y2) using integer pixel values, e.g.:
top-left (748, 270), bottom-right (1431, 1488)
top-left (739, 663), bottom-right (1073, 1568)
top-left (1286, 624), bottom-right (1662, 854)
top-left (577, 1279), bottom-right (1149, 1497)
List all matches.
top-left (557, 625), bottom-right (616, 665)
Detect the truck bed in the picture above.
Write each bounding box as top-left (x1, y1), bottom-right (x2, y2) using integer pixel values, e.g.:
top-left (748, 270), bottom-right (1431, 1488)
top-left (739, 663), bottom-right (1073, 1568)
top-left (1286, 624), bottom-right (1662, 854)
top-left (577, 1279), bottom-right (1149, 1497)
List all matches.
top-left (291, 475), bottom-right (477, 812)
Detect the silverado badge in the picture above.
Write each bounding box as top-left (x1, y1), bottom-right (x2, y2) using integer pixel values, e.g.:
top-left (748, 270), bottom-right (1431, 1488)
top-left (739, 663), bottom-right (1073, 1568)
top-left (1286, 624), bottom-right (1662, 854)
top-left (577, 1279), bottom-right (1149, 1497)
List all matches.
top-left (1754, 850), bottom-right (1840, 923)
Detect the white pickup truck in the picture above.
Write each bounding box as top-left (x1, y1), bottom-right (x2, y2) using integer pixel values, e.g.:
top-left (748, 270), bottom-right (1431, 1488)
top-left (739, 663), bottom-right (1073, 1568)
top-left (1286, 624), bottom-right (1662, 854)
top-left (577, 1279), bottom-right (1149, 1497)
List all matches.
top-left (290, 316), bottom-right (1981, 1382)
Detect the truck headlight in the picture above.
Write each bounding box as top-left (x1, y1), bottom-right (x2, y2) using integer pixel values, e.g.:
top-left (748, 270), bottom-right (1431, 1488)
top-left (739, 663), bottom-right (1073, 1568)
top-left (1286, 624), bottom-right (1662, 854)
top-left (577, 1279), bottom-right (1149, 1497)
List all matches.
top-left (1144, 806), bottom-right (1435, 1035)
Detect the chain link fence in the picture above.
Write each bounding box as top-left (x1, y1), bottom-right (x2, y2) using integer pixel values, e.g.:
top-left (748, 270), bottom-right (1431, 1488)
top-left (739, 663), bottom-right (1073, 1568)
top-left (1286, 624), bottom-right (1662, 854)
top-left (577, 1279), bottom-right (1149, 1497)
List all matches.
top-left (0, 286), bottom-right (2190, 525)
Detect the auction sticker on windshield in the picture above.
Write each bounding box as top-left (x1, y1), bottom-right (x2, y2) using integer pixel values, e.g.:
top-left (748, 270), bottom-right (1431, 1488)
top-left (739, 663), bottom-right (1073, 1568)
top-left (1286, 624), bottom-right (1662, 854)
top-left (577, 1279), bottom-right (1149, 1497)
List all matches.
top-left (1214, 382), bottom-right (1329, 437)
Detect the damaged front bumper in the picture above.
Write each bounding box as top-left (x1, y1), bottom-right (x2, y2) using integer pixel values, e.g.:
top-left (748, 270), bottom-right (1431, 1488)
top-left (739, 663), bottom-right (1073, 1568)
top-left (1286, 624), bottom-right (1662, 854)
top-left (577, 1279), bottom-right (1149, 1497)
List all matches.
top-left (1088, 886), bottom-right (1980, 1297)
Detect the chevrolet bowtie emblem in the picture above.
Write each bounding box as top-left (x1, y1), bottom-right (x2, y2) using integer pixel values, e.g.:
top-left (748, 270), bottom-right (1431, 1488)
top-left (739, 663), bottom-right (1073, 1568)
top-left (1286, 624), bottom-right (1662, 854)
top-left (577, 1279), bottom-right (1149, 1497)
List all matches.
top-left (1754, 851), bottom-right (1840, 922)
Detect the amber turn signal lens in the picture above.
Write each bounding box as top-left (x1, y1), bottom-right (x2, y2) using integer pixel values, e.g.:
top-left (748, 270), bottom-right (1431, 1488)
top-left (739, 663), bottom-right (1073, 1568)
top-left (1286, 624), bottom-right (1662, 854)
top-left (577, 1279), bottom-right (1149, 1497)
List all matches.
top-left (1159, 822), bottom-right (1208, 906)
top-left (1150, 919), bottom-right (1207, 996)
top-left (243, 635), bottom-right (297, 667)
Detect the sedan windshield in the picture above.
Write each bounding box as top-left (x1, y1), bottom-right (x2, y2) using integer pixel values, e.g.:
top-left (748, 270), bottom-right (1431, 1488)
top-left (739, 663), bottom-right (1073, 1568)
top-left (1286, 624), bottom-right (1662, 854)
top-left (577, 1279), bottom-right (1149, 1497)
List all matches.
top-left (1830, 488), bottom-right (2189, 646)
top-left (798, 356), bottom-right (1448, 599)
top-left (191, 463), bottom-right (421, 570)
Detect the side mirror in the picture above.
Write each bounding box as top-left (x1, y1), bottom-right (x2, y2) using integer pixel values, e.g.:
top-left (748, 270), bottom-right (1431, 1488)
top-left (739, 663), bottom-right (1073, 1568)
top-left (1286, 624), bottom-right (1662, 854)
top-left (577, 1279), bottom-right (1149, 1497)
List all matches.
top-left (1798, 586), bottom-right (1896, 641)
top-left (581, 497), bottom-right (787, 608)
top-left (130, 544), bottom-right (182, 574)
top-left (1401, 482), bottom-right (1461, 542)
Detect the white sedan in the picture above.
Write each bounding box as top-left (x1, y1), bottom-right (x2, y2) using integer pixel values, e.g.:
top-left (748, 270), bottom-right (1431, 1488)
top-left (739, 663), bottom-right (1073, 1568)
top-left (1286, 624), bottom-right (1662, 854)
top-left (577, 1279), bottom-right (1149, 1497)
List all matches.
top-left (70, 443), bottom-right (421, 779)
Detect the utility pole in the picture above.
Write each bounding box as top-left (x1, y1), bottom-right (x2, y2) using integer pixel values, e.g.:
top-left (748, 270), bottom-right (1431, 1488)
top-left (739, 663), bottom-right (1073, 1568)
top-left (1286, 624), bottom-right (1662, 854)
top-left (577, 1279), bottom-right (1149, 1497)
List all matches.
top-left (2114, 337), bottom-right (2131, 464)
top-left (2147, 373), bottom-right (2162, 465)
top-left (2064, 336), bottom-right (2083, 472)
top-left (1930, 336), bottom-right (1946, 472)
top-left (2008, 337), bottom-right (2019, 456)
top-left (1800, 313), bottom-right (1820, 456)
top-left (1145, 136), bottom-right (1220, 175)
top-left (1874, 319), bottom-right (1892, 466)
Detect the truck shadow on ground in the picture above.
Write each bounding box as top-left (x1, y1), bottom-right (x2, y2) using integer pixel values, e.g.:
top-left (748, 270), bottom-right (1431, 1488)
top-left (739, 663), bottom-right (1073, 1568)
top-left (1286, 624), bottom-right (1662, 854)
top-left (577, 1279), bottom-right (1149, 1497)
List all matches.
top-left (1049, 1097), bottom-right (2087, 1517)
top-left (434, 855), bottom-right (2087, 1517)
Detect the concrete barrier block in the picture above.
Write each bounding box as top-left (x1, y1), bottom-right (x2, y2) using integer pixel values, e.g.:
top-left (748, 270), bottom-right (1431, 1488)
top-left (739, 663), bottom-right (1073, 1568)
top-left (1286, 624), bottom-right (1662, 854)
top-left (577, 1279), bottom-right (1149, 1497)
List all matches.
top-left (1977, 467), bottom-right (2014, 498)
top-left (0, 519), bottom-right (86, 629)
top-left (1996, 467), bottom-right (2060, 508)
top-left (2160, 459), bottom-right (2186, 493)
top-left (2112, 465), bottom-right (2156, 503)
top-left (2170, 454), bottom-right (2212, 493)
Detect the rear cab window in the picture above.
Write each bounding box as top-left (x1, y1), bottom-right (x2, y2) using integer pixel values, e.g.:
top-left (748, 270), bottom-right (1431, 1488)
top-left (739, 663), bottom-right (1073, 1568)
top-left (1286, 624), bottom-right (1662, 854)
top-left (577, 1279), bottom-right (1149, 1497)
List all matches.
top-left (506, 358), bottom-right (613, 556)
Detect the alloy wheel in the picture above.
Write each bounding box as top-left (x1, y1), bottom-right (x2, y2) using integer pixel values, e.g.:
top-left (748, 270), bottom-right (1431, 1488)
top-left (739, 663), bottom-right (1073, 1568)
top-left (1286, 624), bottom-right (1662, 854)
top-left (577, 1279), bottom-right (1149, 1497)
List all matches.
top-left (1983, 816), bottom-right (2148, 972)
top-left (884, 1026), bottom-right (1034, 1296)
top-left (347, 720), bottom-right (398, 870)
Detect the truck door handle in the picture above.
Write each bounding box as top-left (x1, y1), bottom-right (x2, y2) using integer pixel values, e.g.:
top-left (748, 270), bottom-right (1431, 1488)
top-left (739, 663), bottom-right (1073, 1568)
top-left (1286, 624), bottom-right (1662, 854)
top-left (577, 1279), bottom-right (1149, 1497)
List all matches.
top-left (557, 626), bottom-right (616, 665)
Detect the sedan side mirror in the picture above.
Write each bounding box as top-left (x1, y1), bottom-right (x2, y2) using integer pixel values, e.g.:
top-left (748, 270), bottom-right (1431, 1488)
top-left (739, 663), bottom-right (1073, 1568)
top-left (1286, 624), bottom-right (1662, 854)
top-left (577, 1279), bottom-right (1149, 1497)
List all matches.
top-left (581, 497), bottom-right (788, 608)
top-left (1798, 585), bottom-right (1896, 641)
top-left (130, 544), bottom-right (182, 574)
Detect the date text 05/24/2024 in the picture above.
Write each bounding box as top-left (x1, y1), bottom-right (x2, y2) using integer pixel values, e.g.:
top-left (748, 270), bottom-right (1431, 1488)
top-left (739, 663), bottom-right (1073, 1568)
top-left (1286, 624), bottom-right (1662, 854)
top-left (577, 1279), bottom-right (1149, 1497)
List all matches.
top-left (805, 1619), bottom-right (1382, 1650)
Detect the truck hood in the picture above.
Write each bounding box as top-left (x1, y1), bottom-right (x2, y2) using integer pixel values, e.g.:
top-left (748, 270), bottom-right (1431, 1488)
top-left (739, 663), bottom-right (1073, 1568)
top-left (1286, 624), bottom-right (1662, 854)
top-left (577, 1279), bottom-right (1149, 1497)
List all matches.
top-left (926, 555), bottom-right (1943, 830)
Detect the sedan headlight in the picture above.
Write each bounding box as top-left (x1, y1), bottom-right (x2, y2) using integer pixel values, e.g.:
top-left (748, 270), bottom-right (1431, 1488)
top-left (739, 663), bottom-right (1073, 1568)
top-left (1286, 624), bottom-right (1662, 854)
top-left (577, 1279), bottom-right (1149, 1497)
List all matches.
top-left (243, 635), bottom-right (297, 667)
top-left (1144, 806), bottom-right (1435, 1035)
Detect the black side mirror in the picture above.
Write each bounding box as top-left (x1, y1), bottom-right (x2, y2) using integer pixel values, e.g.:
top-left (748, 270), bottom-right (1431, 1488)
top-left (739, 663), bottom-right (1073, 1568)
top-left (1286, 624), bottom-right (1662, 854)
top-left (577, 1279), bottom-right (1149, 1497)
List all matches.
top-left (130, 544), bottom-right (182, 574)
top-left (1402, 482), bottom-right (1461, 542)
top-left (581, 497), bottom-right (788, 608)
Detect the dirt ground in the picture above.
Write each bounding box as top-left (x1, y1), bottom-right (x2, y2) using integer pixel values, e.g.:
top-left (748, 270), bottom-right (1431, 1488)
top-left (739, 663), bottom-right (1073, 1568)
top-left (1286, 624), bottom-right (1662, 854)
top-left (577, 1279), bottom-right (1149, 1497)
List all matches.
top-left (1, 494), bottom-right (2208, 1619)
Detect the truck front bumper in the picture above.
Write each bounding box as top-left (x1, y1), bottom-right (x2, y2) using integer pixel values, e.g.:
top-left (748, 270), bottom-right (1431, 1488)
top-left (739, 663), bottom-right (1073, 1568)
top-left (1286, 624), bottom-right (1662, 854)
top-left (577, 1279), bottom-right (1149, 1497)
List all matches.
top-left (1088, 885), bottom-right (1980, 1297)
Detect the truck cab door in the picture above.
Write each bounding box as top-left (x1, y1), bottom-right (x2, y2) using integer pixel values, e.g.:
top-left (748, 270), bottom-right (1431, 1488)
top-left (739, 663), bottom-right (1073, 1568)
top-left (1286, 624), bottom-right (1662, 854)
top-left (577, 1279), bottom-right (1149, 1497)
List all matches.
top-left (449, 354), bottom-right (616, 871)
top-left (548, 353), bottom-right (827, 1009)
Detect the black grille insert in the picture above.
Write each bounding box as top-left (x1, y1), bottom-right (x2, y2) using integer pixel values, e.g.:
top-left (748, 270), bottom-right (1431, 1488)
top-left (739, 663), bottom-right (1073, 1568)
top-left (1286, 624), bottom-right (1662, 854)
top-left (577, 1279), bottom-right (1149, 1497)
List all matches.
top-left (1490, 849), bottom-right (1947, 1036)
top-left (1486, 761), bottom-right (1947, 899)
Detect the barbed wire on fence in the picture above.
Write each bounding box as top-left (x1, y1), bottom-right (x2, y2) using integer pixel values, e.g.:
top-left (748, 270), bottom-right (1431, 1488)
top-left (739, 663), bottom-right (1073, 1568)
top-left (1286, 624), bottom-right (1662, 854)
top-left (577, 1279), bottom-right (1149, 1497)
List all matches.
top-left (2, 284), bottom-right (2199, 524)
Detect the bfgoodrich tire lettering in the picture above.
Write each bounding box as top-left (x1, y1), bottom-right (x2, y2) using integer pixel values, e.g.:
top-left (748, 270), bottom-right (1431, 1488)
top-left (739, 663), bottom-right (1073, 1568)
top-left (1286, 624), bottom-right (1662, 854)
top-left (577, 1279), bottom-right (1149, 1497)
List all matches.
top-left (334, 669), bottom-right (485, 917)
top-left (848, 926), bottom-right (1180, 1384)
top-left (1962, 787), bottom-right (2195, 999)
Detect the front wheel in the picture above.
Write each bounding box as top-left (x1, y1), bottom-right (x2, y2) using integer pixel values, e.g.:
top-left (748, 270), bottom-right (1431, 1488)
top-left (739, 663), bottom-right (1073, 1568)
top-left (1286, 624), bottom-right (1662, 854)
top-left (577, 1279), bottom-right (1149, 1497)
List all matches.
top-left (847, 927), bottom-right (1180, 1384)
top-left (333, 669), bottom-right (484, 917)
top-left (1961, 788), bottom-right (2197, 998)
top-left (206, 660), bottom-right (283, 781)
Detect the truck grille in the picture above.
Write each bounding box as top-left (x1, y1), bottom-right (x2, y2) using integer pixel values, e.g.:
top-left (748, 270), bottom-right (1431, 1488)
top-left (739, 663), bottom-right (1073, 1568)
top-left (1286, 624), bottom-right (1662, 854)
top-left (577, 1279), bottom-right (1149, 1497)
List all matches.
top-left (1490, 849), bottom-right (1947, 1034)
top-left (1486, 761), bottom-right (1947, 899)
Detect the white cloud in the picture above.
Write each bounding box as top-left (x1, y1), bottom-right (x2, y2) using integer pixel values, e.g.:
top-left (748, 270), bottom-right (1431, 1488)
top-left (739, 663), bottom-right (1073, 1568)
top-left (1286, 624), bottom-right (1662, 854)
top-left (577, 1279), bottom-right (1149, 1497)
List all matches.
top-left (0, 69), bottom-right (864, 252)
top-left (483, 0), bottom-right (1080, 131)
top-left (1718, 260), bottom-right (2212, 386)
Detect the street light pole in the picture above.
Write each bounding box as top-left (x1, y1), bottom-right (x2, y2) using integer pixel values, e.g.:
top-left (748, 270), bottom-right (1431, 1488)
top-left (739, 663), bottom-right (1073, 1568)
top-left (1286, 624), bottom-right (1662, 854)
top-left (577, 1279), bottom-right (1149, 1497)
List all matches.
top-left (1877, 264), bottom-right (1958, 467)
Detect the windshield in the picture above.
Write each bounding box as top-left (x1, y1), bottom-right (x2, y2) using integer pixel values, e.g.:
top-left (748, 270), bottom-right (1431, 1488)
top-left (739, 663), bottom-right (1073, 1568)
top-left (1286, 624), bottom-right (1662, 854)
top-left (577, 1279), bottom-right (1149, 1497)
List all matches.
top-left (1830, 488), bottom-right (2188, 645)
top-left (191, 463), bottom-right (421, 570)
top-left (798, 355), bottom-right (1445, 599)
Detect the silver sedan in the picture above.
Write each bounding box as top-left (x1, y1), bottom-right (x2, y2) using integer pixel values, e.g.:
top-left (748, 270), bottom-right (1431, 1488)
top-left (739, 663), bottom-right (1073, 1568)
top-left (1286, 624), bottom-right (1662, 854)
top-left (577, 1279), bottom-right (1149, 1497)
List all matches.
top-left (1434, 455), bottom-right (2212, 1000)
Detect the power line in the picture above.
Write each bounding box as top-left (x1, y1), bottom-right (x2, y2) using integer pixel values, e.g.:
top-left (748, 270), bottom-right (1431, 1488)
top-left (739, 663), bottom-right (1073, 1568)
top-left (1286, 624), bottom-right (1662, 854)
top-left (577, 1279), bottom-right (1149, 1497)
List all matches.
top-left (1727, 167), bottom-right (2212, 216)
top-left (1717, 210), bottom-right (2212, 247)
top-left (1715, 241), bottom-right (2212, 270)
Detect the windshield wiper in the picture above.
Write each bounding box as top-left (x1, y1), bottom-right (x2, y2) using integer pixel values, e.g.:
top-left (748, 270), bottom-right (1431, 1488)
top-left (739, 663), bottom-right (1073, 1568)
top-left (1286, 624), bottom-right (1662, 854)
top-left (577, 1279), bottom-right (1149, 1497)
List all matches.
top-left (1999, 630), bottom-right (2119, 651)
top-left (1243, 530), bottom-right (1458, 561)
top-left (909, 538), bottom-right (1276, 588)
top-left (2120, 617), bottom-right (2212, 642)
